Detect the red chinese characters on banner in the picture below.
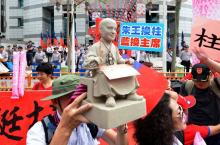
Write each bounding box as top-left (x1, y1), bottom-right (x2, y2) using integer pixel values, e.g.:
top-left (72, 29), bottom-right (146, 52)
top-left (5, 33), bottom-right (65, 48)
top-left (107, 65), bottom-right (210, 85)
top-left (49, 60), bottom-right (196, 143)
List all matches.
top-left (120, 37), bottom-right (161, 48)
top-left (0, 91), bottom-right (53, 145)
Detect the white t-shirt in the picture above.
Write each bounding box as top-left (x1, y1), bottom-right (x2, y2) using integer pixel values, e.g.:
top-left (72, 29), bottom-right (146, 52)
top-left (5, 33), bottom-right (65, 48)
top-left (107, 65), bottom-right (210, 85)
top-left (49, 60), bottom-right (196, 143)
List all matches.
top-left (47, 47), bottom-right (54, 53)
top-left (167, 51), bottom-right (173, 62)
top-left (173, 136), bottom-right (183, 145)
top-left (26, 121), bottom-right (105, 145)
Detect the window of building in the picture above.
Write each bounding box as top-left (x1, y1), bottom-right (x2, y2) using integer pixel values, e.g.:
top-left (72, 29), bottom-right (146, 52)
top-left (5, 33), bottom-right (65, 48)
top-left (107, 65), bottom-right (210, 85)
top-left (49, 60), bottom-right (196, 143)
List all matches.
top-left (18, 0), bottom-right (23, 8)
top-left (18, 18), bottom-right (24, 27)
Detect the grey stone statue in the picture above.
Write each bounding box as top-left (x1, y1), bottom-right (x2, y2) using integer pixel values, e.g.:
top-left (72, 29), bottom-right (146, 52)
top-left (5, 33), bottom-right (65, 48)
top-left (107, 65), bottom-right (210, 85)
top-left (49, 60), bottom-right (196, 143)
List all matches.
top-left (84, 18), bottom-right (143, 107)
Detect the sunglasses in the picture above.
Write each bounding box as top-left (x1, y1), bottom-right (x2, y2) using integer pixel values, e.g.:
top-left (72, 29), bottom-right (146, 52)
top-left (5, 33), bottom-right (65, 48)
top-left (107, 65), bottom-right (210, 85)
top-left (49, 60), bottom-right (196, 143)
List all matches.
top-left (193, 78), bottom-right (209, 82)
top-left (177, 105), bottom-right (184, 119)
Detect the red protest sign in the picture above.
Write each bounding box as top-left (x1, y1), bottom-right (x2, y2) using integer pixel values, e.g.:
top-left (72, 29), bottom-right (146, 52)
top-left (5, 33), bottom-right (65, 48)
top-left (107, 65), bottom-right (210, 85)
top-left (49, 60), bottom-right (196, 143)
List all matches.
top-left (190, 17), bottom-right (220, 61)
top-left (0, 91), bottom-right (53, 145)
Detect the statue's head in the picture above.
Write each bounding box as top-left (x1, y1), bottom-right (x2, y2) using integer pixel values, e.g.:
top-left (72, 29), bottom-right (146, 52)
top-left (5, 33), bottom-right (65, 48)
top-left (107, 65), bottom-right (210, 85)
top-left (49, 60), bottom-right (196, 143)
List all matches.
top-left (99, 18), bottom-right (117, 42)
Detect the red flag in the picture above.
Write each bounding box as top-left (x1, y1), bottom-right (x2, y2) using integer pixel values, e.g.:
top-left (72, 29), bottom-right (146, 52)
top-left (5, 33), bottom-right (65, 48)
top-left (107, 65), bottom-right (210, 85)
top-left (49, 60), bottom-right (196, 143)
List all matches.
top-left (47, 33), bottom-right (51, 47)
top-left (53, 33), bottom-right (59, 46)
top-left (60, 32), bottom-right (65, 47)
top-left (40, 33), bottom-right (47, 49)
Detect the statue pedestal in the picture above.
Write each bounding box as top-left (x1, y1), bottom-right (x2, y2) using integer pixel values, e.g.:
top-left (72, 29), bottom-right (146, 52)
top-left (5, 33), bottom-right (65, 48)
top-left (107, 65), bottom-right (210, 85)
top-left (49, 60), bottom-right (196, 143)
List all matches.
top-left (83, 99), bottom-right (146, 129)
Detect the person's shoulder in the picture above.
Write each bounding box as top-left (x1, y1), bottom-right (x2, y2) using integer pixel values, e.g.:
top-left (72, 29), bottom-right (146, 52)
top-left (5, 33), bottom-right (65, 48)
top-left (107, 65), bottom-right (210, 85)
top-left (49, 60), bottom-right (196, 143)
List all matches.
top-left (26, 121), bottom-right (46, 145)
top-left (32, 82), bottom-right (41, 90)
top-left (3, 50), bottom-right (8, 54)
top-left (29, 121), bottom-right (44, 132)
top-left (27, 121), bottom-right (44, 136)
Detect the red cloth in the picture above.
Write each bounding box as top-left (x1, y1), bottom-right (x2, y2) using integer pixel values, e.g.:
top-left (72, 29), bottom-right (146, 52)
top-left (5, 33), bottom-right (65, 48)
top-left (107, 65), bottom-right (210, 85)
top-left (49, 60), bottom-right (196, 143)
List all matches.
top-left (182, 73), bottom-right (193, 81)
top-left (184, 124), bottom-right (209, 145)
top-left (54, 37), bottom-right (59, 46)
top-left (32, 82), bottom-right (52, 90)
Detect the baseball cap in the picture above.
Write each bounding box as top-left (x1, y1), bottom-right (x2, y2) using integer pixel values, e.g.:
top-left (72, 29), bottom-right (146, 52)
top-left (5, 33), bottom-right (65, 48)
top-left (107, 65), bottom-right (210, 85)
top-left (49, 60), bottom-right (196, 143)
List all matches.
top-left (177, 95), bottom-right (196, 110)
top-left (42, 74), bottom-right (81, 100)
top-left (191, 64), bottom-right (210, 82)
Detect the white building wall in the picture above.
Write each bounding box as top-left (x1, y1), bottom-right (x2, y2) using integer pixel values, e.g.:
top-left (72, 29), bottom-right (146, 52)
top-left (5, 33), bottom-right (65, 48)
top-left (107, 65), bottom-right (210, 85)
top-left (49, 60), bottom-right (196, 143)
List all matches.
top-left (4, 0), bottom-right (194, 46)
top-left (23, 0), bottom-right (52, 44)
top-left (6, 0), bottom-right (24, 40)
top-left (179, 0), bottom-right (193, 47)
top-left (75, 1), bottom-right (87, 45)
top-left (54, 5), bottom-right (63, 37)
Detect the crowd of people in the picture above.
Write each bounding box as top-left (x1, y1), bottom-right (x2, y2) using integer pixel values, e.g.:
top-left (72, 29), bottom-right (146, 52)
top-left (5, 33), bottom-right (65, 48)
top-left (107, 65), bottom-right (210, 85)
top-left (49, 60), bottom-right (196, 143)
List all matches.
top-left (0, 41), bottom-right (92, 73)
top-left (1, 18), bottom-right (220, 145)
top-left (166, 44), bottom-right (193, 73)
top-left (24, 18), bottom-right (220, 145)
top-left (27, 49), bottom-right (220, 145)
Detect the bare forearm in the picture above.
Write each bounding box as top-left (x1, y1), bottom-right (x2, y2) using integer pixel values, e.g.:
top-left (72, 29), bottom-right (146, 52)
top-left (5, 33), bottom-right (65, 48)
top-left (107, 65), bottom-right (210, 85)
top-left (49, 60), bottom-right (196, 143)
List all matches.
top-left (0, 58), bottom-right (7, 62)
top-left (209, 124), bottom-right (220, 136)
top-left (116, 125), bottom-right (128, 145)
top-left (116, 133), bottom-right (128, 145)
top-left (205, 59), bottom-right (220, 74)
top-left (49, 126), bottom-right (72, 145)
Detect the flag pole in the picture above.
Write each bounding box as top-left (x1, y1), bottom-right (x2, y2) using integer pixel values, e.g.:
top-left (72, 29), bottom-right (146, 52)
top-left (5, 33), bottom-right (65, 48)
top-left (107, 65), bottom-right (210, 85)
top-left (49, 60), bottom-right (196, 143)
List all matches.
top-left (71, 0), bottom-right (76, 73)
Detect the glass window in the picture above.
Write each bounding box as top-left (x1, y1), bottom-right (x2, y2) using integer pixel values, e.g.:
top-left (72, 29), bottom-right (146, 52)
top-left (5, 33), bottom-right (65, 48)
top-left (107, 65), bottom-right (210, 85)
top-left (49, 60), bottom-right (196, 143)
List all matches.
top-left (18, 0), bottom-right (23, 8)
top-left (18, 18), bottom-right (24, 27)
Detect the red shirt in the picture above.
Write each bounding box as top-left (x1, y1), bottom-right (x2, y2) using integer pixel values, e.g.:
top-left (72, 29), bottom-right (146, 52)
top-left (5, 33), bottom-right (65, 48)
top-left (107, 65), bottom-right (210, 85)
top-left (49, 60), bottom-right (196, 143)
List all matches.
top-left (32, 82), bottom-right (52, 90)
top-left (184, 124), bottom-right (209, 145)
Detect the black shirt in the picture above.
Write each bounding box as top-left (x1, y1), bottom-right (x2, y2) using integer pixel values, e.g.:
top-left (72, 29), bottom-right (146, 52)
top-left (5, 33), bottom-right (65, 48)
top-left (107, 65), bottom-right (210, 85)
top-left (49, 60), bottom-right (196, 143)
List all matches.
top-left (180, 81), bottom-right (220, 145)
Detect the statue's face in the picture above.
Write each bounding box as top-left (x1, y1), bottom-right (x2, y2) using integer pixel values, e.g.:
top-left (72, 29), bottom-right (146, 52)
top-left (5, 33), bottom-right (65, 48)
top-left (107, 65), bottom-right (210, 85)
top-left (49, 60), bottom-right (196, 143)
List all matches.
top-left (100, 21), bottom-right (117, 42)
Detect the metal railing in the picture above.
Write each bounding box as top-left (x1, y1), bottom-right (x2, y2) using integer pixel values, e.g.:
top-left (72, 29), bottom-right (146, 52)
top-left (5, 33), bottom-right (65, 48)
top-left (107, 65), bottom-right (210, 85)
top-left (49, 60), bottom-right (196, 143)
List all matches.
top-left (0, 71), bottom-right (188, 91)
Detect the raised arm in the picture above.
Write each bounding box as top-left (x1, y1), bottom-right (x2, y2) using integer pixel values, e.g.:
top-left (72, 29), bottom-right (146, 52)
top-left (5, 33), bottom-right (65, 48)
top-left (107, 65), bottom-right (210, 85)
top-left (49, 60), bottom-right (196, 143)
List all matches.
top-left (101, 124), bottom-right (128, 145)
top-left (193, 47), bottom-right (220, 82)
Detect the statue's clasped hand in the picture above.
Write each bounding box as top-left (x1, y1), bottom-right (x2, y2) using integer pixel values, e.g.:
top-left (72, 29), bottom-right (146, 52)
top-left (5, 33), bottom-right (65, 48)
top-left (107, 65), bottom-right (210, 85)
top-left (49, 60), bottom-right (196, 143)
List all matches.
top-left (85, 60), bottom-right (99, 70)
top-left (125, 58), bottom-right (134, 65)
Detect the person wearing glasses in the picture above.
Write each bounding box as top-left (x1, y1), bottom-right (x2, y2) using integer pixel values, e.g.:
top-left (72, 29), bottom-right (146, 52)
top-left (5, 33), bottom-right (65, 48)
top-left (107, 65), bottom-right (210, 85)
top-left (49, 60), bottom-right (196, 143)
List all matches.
top-left (169, 90), bottom-right (220, 145)
top-left (32, 63), bottom-right (53, 90)
top-left (180, 48), bottom-right (220, 145)
top-left (134, 91), bottom-right (187, 145)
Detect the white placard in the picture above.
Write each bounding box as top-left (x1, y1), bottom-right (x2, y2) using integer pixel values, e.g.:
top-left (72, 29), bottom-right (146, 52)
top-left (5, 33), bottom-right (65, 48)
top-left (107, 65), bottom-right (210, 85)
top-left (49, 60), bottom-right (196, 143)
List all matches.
top-left (0, 62), bottom-right (9, 73)
top-left (100, 64), bottom-right (140, 80)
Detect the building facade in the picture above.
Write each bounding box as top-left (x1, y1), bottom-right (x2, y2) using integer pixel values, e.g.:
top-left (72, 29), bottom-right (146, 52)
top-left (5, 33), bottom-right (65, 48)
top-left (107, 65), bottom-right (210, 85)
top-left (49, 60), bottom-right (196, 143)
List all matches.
top-left (2, 0), bottom-right (193, 47)
top-left (5, 0), bottom-right (64, 44)
top-left (0, 0), bottom-right (6, 35)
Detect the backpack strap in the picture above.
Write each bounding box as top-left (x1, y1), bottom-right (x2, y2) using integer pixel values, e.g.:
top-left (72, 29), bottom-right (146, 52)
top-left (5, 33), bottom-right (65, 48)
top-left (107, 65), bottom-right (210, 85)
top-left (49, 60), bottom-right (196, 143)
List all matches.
top-left (86, 123), bottom-right (98, 139)
top-left (210, 78), bottom-right (220, 97)
top-left (41, 115), bottom-right (57, 145)
top-left (175, 131), bottom-right (184, 144)
top-left (41, 115), bottom-right (98, 145)
top-left (185, 80), bottom-right (195, 95)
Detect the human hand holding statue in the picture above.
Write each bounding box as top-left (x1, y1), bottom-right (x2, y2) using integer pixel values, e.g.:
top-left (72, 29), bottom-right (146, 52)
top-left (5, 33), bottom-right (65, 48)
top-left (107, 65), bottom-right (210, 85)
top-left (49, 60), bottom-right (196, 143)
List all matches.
top-left (58, 93), bottom-right (92, 132)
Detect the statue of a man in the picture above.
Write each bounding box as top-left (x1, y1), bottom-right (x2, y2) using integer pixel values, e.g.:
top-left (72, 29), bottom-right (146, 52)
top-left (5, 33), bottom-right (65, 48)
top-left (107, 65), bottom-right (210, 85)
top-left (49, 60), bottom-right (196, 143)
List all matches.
top-left (84, 18), bottom-right (143, 107)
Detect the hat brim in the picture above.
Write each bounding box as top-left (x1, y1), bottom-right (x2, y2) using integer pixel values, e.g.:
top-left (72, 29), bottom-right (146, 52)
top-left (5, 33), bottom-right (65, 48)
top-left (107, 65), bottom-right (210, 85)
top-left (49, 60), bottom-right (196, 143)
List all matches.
top-left (41, 89), bottom-right (74, 101)
top-left (178, 95), bottom-right (196, 109)
top-left (184, 95), bottom-right (196, 109)
top-left (193, 75), bottom-right (209, 82)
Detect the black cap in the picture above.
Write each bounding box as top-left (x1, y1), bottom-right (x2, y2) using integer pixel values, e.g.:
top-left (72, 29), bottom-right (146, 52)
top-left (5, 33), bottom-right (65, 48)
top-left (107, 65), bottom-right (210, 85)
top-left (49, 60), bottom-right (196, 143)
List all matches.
top-left (191, 64), bottom-right (210, 82)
